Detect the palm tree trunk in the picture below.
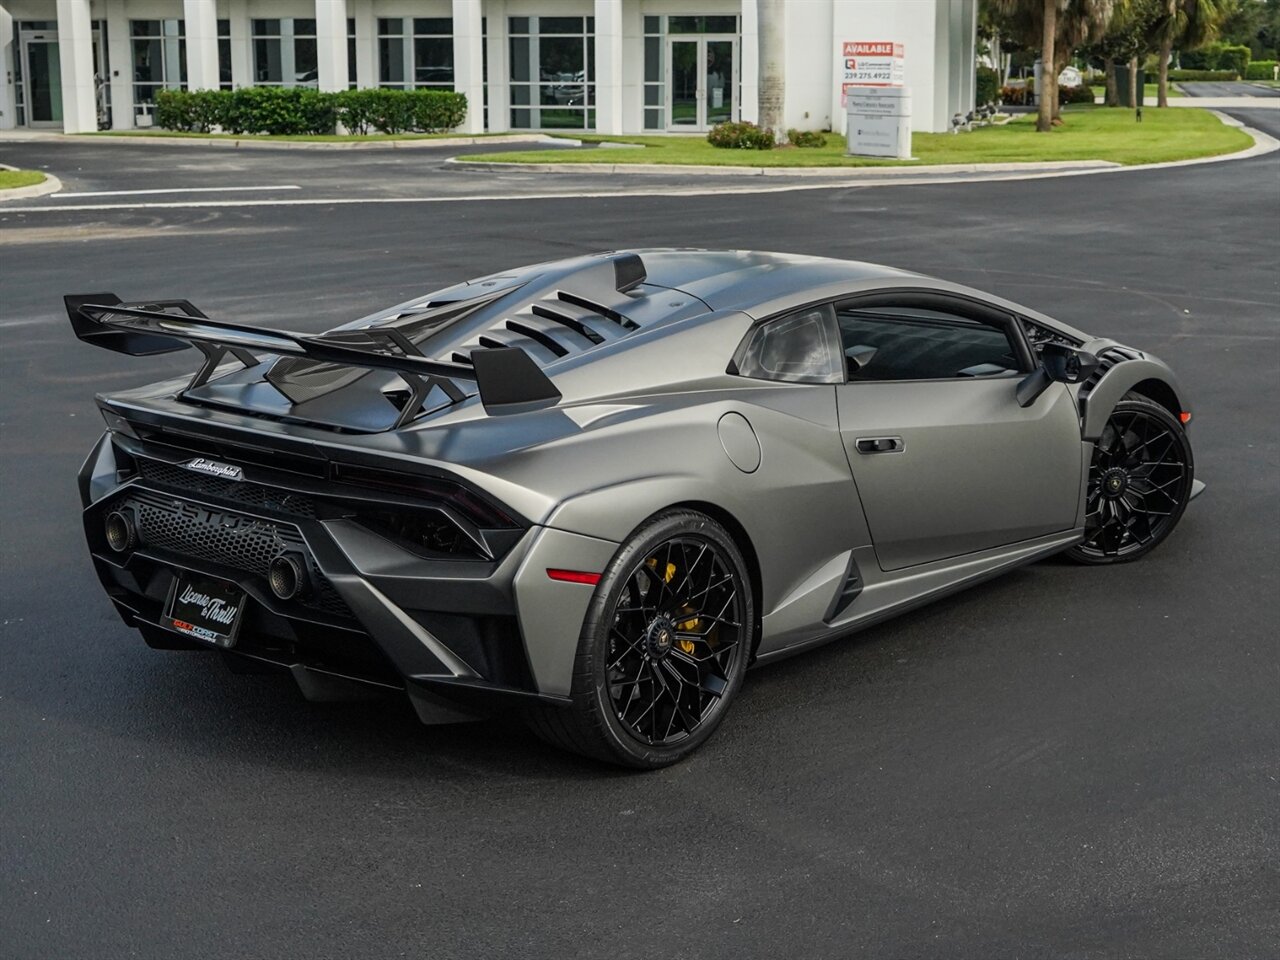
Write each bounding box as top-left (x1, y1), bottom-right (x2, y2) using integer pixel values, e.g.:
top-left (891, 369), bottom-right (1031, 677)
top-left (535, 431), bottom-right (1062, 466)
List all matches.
top-left (1104, 57), bottom-right (1118, 107)
top-left (757, 0), bottom-right (786, 144)
top-left (1038, 0), bottom-right (1057, 132)
top-left (1128, 56), bottom-right (1139, 108)
top-left (1157, 35), bottom-right (1172, 107)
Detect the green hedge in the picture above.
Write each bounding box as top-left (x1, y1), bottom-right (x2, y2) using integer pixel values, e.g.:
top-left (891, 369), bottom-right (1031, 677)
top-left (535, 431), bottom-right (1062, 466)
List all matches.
top-left (976, 66), bottom-right (999, 106)
top-left (707, 121), bottom-right (775, 150)
top-left (1164, 69), bottom-right (1240, 81)
top-left (999, 84), bottom-right (1095, 106)
top-left (1180, 42), bottom-right (1250, 74)
top-left (1245, 61), bottom-right (1278, 80)
top-left (154, 87), bottom-right (467, 136)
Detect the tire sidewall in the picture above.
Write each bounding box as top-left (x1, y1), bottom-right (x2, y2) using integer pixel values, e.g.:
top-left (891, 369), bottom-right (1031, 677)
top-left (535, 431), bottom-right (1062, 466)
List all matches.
top-left (1069, 398), bottom-right (1195, 565)
top-left (575, 510), bottom-right (754, 768)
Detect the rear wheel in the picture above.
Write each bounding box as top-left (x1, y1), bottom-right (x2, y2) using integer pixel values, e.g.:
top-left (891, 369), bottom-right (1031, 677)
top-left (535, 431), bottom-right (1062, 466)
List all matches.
top-left (1066, 398), bottom-right (1193, 565)
top-left (526, 510), bottom-right (753, 768)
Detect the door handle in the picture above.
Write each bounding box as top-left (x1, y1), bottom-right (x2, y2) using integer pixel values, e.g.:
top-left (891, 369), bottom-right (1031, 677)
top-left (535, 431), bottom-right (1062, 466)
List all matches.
top-left (855, 436), bottom-right (904, 454)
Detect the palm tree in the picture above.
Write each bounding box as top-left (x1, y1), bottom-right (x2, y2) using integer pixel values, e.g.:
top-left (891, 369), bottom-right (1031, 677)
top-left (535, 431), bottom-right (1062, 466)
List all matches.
top-left (757, 0), bottom-right (786, 144)
top-left (995, 0), bottom-right (1114, 130)
top-left (1153, 0), bottom-right (1229, 106)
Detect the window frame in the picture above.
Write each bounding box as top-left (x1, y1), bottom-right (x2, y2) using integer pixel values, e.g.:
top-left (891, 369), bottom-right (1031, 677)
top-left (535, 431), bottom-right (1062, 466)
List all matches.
top-left (728, 302), bottom-right (844, 385)
top-left (729, 289), bottom-right (1037, 386)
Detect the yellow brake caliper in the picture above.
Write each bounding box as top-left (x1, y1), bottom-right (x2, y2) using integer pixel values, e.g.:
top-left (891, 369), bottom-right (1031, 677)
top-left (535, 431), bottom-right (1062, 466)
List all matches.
top-left (647, 557), bottom-right (699, 655)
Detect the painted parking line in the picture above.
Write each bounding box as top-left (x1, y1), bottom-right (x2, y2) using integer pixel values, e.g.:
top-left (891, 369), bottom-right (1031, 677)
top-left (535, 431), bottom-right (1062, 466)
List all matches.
top-left (50, 185), bottom-right (303, 198)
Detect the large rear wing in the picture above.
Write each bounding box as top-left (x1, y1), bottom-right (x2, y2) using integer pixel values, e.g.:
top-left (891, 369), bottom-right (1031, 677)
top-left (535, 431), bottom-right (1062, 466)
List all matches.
top-left (64, 293), bottom-right (562, 426)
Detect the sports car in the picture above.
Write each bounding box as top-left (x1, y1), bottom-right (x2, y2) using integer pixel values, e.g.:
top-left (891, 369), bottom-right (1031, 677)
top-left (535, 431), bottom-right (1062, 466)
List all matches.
top-left (68, 250), bottom-right (1202, 767)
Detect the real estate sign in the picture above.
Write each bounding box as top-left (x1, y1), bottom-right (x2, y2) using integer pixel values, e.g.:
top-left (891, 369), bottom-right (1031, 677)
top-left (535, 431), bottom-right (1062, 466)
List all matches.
top-left (841, 41), bottom-right (905, 106)
top-left (842, 41), bottom-right (911, 160)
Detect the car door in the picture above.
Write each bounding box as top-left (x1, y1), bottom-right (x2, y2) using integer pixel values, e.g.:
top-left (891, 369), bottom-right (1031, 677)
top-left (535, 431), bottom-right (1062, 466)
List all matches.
top-left (832, 293), bottom-right (1082, 571)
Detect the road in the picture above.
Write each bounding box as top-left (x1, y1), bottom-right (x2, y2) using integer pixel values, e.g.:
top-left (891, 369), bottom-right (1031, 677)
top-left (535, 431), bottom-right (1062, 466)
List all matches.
top-left (1181, 80), bottom-right (1280, 98)
top-left (1, 108), bottom-right (1277, 959)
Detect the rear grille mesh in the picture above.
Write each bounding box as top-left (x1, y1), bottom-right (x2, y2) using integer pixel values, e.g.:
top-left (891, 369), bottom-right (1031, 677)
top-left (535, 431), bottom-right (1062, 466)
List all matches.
top-left (136, 460), bottom-right (318, 519)
top-left (123, 490), bottom-right (351, 619)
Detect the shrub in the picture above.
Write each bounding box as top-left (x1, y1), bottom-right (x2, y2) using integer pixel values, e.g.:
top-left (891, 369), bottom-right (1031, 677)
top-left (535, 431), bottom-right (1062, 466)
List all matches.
top-left (1213, 44), bottom-right (1251, 76)
top-left (1165, 69), bottom-right (1239, 81)
top-left (997, 84), bottom-right (1093, 106)
top-left (1058, 83), bottom-right (1097, 105)
top-left (153, 87), bottom-right (468, 136)
top-left (786, 128), bottom-right (826, 148)
top-left (1245, 60), bottom-right (1279, 80)
top-left (999, 85), bottom-right (1030, 105)
top-left (976, 66), bottom-right (999, 106)
top-left (707, 121), bottom-right (775, 149)
top-left (154, 89), bottom-right (227, 133)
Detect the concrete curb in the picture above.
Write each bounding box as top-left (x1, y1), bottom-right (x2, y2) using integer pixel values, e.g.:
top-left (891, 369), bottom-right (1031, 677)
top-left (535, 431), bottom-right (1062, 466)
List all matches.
top-left (0, 132), bottom-right (569, 151)
top-left (0, 166), bottom-right (62, 200)
top-left (450, 157), bottom-right (1121, 178)
top-left (448, 116), bottom-right (1277, 183)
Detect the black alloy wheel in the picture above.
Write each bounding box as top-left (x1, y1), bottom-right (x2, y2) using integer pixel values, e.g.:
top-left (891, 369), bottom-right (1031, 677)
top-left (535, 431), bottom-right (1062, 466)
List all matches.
top-left (1067, 398), bottom-right (1194, 564)
top-left (526, 510), bottom-right (753, 768)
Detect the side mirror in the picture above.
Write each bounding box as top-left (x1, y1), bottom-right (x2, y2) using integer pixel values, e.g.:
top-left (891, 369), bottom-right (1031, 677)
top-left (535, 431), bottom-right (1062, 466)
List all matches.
top-left (1016, 343), bottom-right (1100, 407)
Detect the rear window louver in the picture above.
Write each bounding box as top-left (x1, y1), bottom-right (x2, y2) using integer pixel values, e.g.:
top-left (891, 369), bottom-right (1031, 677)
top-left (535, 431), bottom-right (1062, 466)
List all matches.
top-left (437, 290), bottom-right (639, 368)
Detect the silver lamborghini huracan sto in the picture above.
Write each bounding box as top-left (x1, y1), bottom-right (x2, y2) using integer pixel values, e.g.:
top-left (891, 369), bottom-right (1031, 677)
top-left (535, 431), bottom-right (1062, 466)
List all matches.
top-left (69, 250), bottom-right (1201, 767)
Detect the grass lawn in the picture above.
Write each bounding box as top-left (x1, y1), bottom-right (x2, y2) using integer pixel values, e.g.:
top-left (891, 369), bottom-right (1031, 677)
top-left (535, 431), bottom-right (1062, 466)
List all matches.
top-left (462, 106), bottom-right (1251, 168)
top-left (1146, 83), bottom-right (1184, 98)
top-left (0, 169), bottom-right (47, 189)
top-left (80, 130), bottom-right (514, 142)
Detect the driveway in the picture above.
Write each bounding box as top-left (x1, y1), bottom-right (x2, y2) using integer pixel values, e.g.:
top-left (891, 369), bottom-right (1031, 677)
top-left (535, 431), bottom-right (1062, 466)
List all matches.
top-left (1, 108), bottom-right (1277, 959)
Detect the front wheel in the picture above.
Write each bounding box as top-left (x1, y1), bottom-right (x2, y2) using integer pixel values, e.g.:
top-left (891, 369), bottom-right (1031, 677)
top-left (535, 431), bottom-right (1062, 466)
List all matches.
top-left (1066, 398), bottom-right (1194, 565)
top-left (525, 510), bottom-right (753, 768)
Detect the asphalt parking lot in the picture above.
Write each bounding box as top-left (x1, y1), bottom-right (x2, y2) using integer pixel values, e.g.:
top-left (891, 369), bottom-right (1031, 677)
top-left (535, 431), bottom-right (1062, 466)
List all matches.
top-left (2, 106), bottom-right (1278, 959)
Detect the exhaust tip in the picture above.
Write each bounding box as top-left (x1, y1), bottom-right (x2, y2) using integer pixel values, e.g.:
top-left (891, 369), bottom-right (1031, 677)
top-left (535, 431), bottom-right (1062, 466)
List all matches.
top-left (268, 553), bottom-right (307, 600)
top-left (104, 509), bottom-right (137, 553)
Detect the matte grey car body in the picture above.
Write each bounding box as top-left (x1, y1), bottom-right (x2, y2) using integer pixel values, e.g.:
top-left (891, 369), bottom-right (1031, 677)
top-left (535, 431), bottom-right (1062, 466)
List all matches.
top-left (71, 250), bottom-right (1200, 763)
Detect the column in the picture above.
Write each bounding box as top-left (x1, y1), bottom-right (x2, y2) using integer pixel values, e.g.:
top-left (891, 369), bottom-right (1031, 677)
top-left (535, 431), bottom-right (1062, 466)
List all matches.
top-left (104, 0), bottom-right (133, 128)
top-left (0, 7), bottom-right (15, 130)
top-left (315, 0), bottom-right (350, 92)
top-left (593, 0), bottom-right (622, 134)
top-left (452, 0), bottom-right (485, 133)
top-left (352, 0), bottom-right (376, 88)
top-left (740, 0), bottom-right (759, 124)
top-left (56, 0), bottom-right (97, 132)
top-left (619, 1), bottom-right (643, 132)
top-left (184, 0), bottom-right (219, 90)
top-left (229, 0), bottom-right (252, 88)
top-left (485, 0), bottom-right (510, 133)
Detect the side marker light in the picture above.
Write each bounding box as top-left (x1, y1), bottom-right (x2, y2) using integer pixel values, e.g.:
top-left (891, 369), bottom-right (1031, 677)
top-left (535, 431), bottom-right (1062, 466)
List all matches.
top-left (547, 569), bottom-right (602, 585)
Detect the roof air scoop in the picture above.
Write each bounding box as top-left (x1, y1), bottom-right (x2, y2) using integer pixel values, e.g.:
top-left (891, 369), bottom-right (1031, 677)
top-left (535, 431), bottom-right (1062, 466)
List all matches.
top-left (613, 253), bottom-right (647, 293)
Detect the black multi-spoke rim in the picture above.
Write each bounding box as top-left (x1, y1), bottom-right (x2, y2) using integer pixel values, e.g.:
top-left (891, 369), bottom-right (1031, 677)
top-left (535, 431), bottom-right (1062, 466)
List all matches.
top-left (605, 536), bottom-right (745, 746)
top-left (1079, 408), bottom-right (1189, 559)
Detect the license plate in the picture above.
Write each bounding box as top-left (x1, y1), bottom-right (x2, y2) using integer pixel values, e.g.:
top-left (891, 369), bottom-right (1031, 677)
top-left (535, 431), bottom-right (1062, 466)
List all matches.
top-left (163, 572), bottom-right (246, 648)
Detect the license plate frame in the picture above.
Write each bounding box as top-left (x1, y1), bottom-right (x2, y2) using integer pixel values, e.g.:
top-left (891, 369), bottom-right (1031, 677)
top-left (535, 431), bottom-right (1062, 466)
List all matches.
top-left (162, 571), bottom-right (247, 649)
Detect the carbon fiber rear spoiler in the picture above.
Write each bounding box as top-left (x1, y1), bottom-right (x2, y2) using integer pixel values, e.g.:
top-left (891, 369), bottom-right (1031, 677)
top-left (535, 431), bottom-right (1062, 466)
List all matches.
top-left (64, 293), bottom-right (561, 425)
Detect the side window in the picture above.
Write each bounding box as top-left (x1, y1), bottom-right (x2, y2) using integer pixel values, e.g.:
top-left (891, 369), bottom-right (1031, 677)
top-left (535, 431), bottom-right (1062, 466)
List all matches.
top-left (734, 305), bottom-right (843, 385)
top-left (835, 304), bottom-right (1021, 382)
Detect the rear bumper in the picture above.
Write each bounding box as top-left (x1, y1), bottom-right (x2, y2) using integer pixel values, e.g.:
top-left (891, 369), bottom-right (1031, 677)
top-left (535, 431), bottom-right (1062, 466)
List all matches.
top-left (80, 430), bottom-right (616, 715)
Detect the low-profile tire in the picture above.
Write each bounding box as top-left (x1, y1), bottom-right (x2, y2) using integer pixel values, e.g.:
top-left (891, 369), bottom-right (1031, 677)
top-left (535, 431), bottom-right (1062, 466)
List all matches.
top-left (525, 509), bottom-right (754, 769)
top-left (1065, 397), bottom-right (1194, 565)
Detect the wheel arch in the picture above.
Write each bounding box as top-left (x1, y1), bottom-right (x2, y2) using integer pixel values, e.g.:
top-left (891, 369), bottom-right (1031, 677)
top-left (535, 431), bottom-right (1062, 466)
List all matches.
top-left (666, 499), bottom-right (765, 658)
top-left (1080, 359), bottom-right (1187, 442)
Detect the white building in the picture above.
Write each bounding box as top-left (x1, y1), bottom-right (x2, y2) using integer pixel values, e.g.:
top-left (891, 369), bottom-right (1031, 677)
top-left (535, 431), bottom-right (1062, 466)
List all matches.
top-left (0, 0), bottom-right (976, 136)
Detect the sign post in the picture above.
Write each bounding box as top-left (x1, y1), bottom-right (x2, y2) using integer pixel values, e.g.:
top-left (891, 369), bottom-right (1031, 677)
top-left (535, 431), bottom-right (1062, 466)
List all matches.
top-left (843, 41), bottom-right (911, 160)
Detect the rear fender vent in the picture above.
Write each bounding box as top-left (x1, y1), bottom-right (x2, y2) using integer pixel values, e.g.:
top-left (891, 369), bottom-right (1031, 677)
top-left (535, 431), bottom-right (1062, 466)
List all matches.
top-left (824, 556), bottom-right (864, 623)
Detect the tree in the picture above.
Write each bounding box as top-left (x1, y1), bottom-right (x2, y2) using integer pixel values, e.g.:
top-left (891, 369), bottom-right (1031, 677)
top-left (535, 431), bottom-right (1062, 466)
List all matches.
top-left (993, 0), bottom-right (1115, 129)
top-left (757, 0), bottom-right (787, 144)
top-left (1083, 0), bottom-right (1165, 106)
top-left (1153, 0), bottom-right (1230, 106)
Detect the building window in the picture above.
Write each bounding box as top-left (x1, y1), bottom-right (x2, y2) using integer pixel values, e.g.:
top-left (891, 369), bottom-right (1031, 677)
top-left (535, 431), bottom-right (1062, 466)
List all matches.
top-left (349, 18), bottom-right (357, 88)
top-left (644, 16), bottom-right (662, 130)
top-left (378, 17), bottom-right (454, 89)
top-left (508, 16), bottom-right (595, 130)
top-left (217, 19), bottom-right (231, 89)
top-left (131, 19), bottom-right (186, 117)
top-left (252, 18), bottom-right (318, 87)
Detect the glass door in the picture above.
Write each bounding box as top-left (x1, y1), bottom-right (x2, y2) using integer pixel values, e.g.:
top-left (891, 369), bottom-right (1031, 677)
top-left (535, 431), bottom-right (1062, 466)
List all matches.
top-left (668, 39), bottom-right (699, 128)
top-left (23, 35), bottom-right (63, 125)
top-left (704, 38), bottom-right (734, 125)
top-left (666, 36), bottom-right (737, 131)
